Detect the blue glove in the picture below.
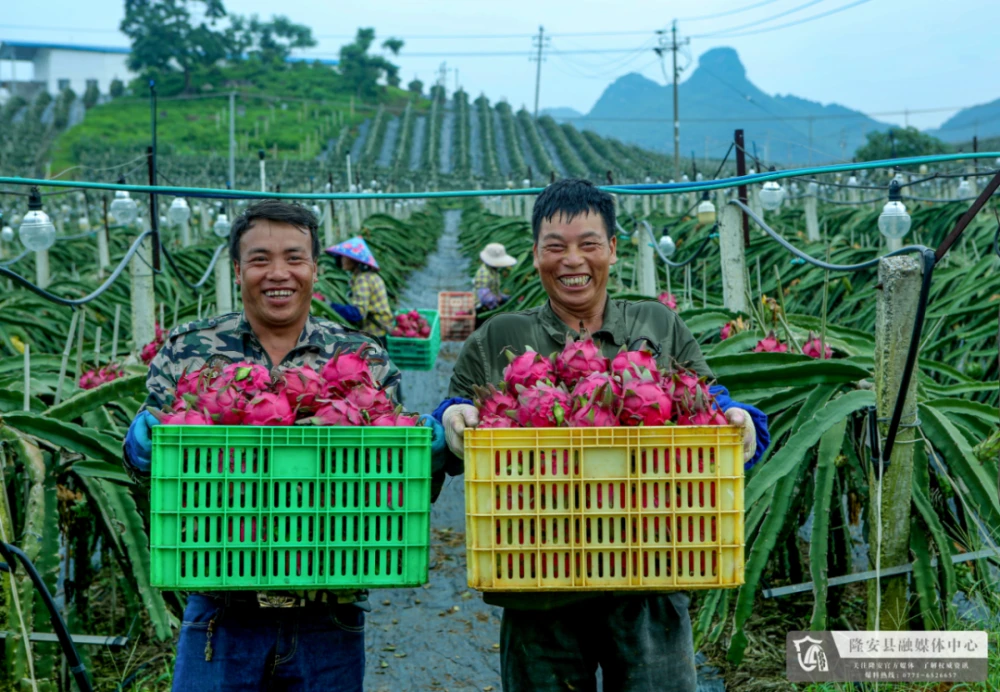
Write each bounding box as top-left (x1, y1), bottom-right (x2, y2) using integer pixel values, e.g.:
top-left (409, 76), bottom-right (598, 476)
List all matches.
top-left (330, 302), bottom-right (363, 324)
top-left (709, 385), bottom-right (770, 469)
top-left (125, 410), bottom-right (159, 473)
top-left (420, 414), bottom-right (446, 455)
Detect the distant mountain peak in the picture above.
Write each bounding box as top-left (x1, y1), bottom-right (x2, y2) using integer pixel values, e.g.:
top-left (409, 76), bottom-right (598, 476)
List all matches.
top-left (694, 47), bottom-right (746, 82)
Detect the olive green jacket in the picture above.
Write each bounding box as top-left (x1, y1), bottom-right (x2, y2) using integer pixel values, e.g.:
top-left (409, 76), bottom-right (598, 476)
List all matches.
top-left (448, 296), bottom-right (712, 611)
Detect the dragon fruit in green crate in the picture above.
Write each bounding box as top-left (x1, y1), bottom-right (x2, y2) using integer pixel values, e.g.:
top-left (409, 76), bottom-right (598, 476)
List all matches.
top-left (390, 310), bottom-right (431, 338)
top-left (157, 346), bottom-right (420, 427)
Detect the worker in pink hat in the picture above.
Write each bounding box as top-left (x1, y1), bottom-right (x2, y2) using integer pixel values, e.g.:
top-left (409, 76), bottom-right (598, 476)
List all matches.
top-left (474, 242), bottom-right (518, 327)
top-left (326, 236), bottom-right (393, 343)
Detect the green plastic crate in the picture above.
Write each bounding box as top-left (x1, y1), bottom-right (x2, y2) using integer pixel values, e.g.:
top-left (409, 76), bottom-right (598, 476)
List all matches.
top-left (386, 309), bottom-right (441, 371)
top-left (150, 426), bottom-right (431, 591)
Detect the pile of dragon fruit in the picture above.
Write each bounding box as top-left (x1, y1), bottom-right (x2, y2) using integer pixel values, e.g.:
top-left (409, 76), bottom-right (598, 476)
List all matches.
top-left (474, 333), bottom-right (729, 429)
top-left (390, 310), bottom-right (431, 339)
top-left (159, 346), bottom-right (418, 427)
top-left (79, 363), bottom-right (126, 390)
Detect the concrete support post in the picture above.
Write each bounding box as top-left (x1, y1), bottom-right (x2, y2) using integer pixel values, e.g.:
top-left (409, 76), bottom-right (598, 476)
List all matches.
top-left (337, 202), bottom-right (349, 242)
top-left (215, 254), bottom-right (233, 315)
top-left (635, 230), bottom-right (657, 298)
top-left (867, 255), bottom-right (922, 632)
top-left (323, 205), bottom-right (335, 248)
top-left (35, 250), bottom-right (50, 289)
top-left (718, 203), bottom-right (748, 314)
top-left (180, 219), bottom-right (191, 248)
top-left (129, 229), bottom-right (156, 353)
top-left (805, 194), bottom-right (820, 242)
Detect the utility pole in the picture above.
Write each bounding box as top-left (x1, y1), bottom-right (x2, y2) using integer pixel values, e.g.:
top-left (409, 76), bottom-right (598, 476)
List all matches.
top-left (228, 92), bottom-right (236, 188)
top-left (656, 21), bottom-right (688, 181)
top-left (530, 26), bottom-right (549, 118)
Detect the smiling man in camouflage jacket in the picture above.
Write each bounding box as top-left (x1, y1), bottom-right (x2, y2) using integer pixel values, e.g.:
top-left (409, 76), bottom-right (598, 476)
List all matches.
top-left (122, 200), bottom-right (441, 692)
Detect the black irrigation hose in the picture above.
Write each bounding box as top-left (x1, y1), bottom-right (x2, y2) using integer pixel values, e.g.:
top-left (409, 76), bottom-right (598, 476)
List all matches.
top-left (817, 196), bottom-right (885, 206)
top-left (160, 242), bottom-right (227, 291)
top-left (0, 542), bottom-right (92, 692)
top-left (728, 200), bottom-right (928, 272)
top-left (0, 231), bottom-right (153, 307)
top-left (0, 249), bottom-right (31, 268)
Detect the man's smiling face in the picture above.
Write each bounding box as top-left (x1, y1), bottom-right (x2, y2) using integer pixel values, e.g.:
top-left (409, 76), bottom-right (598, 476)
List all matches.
top-left (533, 210), bottom-right (617, 317)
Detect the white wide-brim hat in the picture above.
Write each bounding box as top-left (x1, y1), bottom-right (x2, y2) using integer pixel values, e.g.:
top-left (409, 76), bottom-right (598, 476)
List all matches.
top-left (480, 242), bottom-right (518, 268)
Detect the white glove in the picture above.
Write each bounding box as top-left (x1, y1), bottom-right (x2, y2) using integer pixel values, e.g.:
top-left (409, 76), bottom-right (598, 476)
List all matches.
top-left (442, 404), bottom-right (479, 459)
top-left (725, 408), bottom-right (757, 463)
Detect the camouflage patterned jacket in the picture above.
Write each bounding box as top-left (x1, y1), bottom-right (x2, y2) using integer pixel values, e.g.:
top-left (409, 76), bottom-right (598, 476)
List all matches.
top-left (141, 311), bottom-right (401, 412)
top-left (124, 311), bottom-right (402, 606)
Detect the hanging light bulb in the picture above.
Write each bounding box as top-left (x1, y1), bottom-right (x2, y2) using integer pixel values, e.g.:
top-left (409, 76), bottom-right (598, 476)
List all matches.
top-left (522, 178), bottom-right (531, 188)
top-left (807, 181), bottom-right (819, 197)
top-left (681, 174), bottom-right (690, 183)
top-left (644, 175), bottom-right (652, 185)
top-left (918, 164), bottom-right (929, 176)
top-left (1, 226), bottom-right (14, 243)
top-left (790, 181), bottom-right (800, 196)
top-left (658, 230), bottom-right (676, 257)
top-left (168, 197), bottom-right (191, 226)
top-left (758, 170), bottom-right (786, 211)
top-left (878, 180), bottom-right (911, 240)
top-left (846, 175), bottom-right (858, 187)
top-left (956, 179), bottom-right (972, 197)
top-left (695, 172), bottom-right (704, 182)
top-left (696, 192), bottom-right (716, 225)
top-left (78, 216), bottom-right (90, 231)
top-left (310, 204), bottom-right (323, 221)
top-left (213, 211), bottom-right (231, 238)
top-left (109, 187), bottom-right (138, 226)
top-left (19, 187), bottom-right (56, 252)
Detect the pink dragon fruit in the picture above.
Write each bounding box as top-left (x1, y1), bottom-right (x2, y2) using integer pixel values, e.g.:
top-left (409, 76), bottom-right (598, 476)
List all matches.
top-left (658, 292), bottom-right (677, 310)
top-left (473, 384), bottom-right (517, 428)
top-left (753, 331), bottom-right (789, 353)
top-left (243, 392), bottom-right (295, 426)
top-left (369, 409), bottom-right (420, 426)
top-left (140, 340), bottom-right (160, 365)
top-left (219, 363), bottom-right (272, 396)
top-left (161, 409), bottom-right (214, 425)
top-left (568, 379), bottom-right (619, 427)
top-left (611, 347), bottom-right (661, 383)
top-left (677, 405), bottom-right (729, 426)
top-left (344, 384), bottom-right (395, 419)
top-left (196, 384), bottom-right (249, 425)
top-left (619, 371), bottom-right (673, 426)
top-left (280, 365), bottom-right (325, 413)
top-left (79, 370), bottom-right (100, 390)
top-left (802, 333), bottom-right (832, 360)
top-left (719, 322), bottom-right (733, 341)
top-left (175, 368), bottom-right (207, 399)
top-left (503, 348), bottom-right (556, 390)
top-left (555, 330), bottom-right (610, 389)
top-left (515, 382), bottom-right (571, 428)
top-left (305, 400), bottom-right (365, 426)
top-left (570, 372), bottom-right (622, 404)
top-left (320, 345), bottom-right (375, 395)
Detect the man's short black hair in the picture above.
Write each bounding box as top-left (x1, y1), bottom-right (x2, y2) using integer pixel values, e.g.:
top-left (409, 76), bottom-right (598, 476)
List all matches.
top-left (229, 200), bottom-right (320, 262)
top-left (531, 178), bottom-right (616, 242)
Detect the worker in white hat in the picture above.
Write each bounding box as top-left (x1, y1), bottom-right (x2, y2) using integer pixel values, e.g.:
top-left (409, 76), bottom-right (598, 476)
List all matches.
top-left (474, 242), bottom-right (518, 326)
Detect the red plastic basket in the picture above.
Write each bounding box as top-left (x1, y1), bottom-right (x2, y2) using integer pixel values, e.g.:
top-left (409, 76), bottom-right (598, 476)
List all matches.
top-left (438, 292), bottom-right (476, 342)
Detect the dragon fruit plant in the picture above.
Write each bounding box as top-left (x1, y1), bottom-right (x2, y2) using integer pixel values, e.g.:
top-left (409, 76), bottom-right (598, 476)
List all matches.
top-left (657, 292), bottom-right (677, 310)
top-left (802, 332), bottom-right (833, 359)
top-left (158, 345), bottom-right (420, 427)
top-left (753, 331), bottom-right (789, 353)
top-left (390, 310), bottom-right (432, 338)
top-left (79, 362), bottom-right (126, 390)
top-left (474, 337), bottom-right (730, 428)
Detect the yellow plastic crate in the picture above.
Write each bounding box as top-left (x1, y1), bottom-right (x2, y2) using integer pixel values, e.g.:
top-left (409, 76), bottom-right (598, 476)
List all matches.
top-left (464, 427), bottom-right (744, 592)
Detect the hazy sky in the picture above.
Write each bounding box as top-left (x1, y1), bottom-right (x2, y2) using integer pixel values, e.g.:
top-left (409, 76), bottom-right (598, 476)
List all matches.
top-left (2, 0), bottom-right (997, 131)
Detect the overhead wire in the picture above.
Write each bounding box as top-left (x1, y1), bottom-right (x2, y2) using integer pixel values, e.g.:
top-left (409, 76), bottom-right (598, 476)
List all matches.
top-left (677, 0), bottom-right (784, 21)
top-left (692, 0), bottom-right (828, 38)
top-left (697, 0), bottom-right (875, 39)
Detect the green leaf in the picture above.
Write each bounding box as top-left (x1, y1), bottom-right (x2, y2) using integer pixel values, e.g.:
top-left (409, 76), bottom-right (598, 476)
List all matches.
top-left (809, 418), bottom-right (847, 631)
top-left (920, 404), bottom-right (1000, 531)
top-left (1, 412), bottom-right (122, 465)
top-left (911, 442), bottom-right (956, 628)
top-left (74, 476), bottom-right (174, 640)
top-left (706, 353), bottom-right (869, 391)
top-left (43, 374), bottom-right (147, 421)
top-left (746, 389), bottom-right (874, 508)
top-left (909, 517), bottom-right (943, 631)
top-left (0, 389), bottom-right (45, 413)
top-left (706, 331), bottom-right (759, 356)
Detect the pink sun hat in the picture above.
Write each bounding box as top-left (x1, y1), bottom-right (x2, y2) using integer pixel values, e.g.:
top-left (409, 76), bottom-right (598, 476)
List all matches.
top-left (325, 236), bottom-right (380, 270)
